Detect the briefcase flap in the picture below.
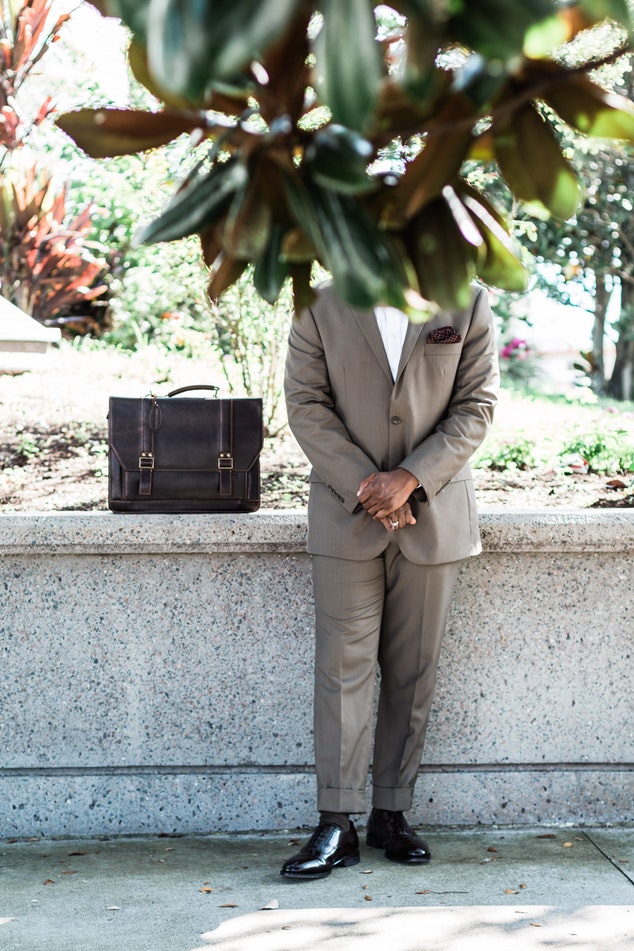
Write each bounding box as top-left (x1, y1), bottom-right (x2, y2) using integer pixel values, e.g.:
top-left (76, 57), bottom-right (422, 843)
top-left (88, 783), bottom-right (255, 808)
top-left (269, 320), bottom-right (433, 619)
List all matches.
top-left (108, 395), bottom-right (263, 472)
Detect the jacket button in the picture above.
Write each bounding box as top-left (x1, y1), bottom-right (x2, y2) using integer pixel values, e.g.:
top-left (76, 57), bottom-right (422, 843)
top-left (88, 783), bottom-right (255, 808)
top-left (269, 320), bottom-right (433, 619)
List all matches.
top-left (391, 416), bottom-right (403, 425)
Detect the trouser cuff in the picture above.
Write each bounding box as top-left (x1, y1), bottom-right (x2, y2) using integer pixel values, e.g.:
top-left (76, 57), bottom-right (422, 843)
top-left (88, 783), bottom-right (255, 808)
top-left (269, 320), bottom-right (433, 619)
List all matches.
top-left (372, 786), bottom-right (415, 811)
top-left (318, 788), bottom-right (368, 814)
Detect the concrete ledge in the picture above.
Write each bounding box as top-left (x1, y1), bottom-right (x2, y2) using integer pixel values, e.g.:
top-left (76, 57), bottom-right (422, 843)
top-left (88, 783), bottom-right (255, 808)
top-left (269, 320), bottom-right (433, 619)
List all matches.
top-left (0, 767), bottom-right (631, 839)
top-left (1, 508), bottom-right (632, 554)
top-left (0, 510), bottom-right (308, 554)
top-left (1, 510), bottom-right (633, 836)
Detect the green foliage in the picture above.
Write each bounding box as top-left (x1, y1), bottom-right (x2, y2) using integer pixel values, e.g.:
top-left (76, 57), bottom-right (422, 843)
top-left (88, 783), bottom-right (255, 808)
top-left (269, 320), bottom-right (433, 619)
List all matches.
top-left (59, 137), bottom-right (220, 340)
top-left (104, 237), bottom-right (212, 351)
top-left (473, 383), bottom-right (634, 475)
top-left (210, 271), bottom-right (293, 436)
top-left (473, 435), bottom-right (539, 471)
top-left (13, 430), bottom-right (40, 465)
top-left (560, 428), bottom-right (634, 472)
top-left (519, 27), bottom-right (634, 402)
top-left (58, 1), bottom-right (634, 317)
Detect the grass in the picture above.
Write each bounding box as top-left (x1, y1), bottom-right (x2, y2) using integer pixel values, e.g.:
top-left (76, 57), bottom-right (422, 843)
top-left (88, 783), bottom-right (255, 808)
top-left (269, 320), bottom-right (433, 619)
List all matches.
top-left (477, 381), bottom-right (634, 474)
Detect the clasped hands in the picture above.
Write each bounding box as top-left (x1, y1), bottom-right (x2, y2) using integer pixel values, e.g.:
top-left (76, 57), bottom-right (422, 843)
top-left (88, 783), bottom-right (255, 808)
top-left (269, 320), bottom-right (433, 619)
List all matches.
top-left (356, 468), bottom-right (419, 533)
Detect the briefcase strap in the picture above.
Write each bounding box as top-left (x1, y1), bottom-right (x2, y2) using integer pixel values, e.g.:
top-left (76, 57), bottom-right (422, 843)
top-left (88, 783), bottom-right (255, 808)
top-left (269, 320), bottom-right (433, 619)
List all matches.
top-left (218, 399), bottom-right (233, 496)
top-left (138, 395), bottom-right (160, 495)
top-left (138, 394), bottom-right (235, 497)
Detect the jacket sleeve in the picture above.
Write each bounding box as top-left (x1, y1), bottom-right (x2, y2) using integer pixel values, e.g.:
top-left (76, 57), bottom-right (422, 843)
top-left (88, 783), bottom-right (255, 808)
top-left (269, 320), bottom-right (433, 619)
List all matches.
top-left (399, 287), bottom-right (500, 503)
top-left (284, 304), bottom-right (377, 514)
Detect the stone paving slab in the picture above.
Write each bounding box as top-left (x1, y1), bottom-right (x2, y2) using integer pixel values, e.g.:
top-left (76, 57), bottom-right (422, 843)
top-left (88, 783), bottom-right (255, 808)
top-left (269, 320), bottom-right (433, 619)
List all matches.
top-left (0, 828), bottom-right (632, 951)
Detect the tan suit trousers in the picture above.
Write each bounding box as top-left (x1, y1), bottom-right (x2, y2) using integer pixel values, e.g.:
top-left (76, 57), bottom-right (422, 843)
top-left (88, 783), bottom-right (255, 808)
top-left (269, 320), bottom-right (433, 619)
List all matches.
top-left (312, 545), bottom-right (460, 814)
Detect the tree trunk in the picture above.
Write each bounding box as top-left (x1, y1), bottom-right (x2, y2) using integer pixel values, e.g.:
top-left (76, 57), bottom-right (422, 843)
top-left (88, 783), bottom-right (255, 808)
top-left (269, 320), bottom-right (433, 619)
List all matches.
top-left (591, 272), bottom-right (608, 392)
top-left (606, 281), bottom-right (634, 401)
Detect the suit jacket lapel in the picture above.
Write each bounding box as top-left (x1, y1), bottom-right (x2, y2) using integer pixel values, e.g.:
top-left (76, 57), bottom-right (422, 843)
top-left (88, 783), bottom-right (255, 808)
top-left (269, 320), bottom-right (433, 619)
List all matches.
top-left (351, 306), bottom-right (393, 385)
top-left (395, 320), bottom-right (425, 382)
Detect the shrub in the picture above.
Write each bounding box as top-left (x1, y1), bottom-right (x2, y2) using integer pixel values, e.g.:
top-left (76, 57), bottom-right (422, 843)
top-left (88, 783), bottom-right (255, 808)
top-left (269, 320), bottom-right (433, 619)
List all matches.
top-left (499, 336), bottom-right (540, 384)
top-left (473, 435), bottom-right (538, 471)
top-left (210, 271), bottom-right (293, 436)
top-left (559, 429), bottom-right (634, 474)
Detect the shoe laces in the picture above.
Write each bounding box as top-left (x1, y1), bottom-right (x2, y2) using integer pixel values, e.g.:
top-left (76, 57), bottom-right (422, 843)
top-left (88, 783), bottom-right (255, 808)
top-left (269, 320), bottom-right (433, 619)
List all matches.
top-left (377, 810), bottom-right (411, 836)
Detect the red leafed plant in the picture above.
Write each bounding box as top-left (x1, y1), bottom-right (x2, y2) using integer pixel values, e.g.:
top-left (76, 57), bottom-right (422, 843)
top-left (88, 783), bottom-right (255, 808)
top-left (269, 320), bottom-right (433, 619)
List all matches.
top-left (0, 0), bottom-right (110, 333)
top-left (0, 0), bottom-right (69, 152)
top-left (0, 167), bottom-right (109, 329)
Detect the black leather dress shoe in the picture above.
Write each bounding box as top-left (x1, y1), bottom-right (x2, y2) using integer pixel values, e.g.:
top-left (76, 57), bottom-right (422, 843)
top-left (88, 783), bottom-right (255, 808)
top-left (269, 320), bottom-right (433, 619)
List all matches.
top-left (280, 821), bottom-right (360, 879)
top-left (366, 809), bottom-right (431, 864)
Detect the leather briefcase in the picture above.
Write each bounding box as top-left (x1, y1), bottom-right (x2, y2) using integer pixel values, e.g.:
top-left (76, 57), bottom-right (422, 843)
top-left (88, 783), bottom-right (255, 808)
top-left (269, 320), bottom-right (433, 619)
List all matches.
top-left (108, 385), bottom-right (263, 513)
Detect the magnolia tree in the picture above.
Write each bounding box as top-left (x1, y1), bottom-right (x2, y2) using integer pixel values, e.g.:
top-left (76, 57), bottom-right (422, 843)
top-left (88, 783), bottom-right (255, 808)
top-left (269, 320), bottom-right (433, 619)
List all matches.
top-left (58, 0), bottom-right (634, 320)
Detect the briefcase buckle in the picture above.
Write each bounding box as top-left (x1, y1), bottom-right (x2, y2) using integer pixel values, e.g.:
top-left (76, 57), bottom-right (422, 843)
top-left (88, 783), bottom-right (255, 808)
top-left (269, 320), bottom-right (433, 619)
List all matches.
top-left (139, 452), bottom-right (155, 469)
top-left (218, 452), bottom-right (234, 470)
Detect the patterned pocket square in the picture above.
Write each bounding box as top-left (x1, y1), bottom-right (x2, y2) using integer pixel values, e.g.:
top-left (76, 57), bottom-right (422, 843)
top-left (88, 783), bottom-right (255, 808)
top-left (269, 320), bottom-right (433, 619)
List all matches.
top-left (426, 325), bottom-right (462, 344)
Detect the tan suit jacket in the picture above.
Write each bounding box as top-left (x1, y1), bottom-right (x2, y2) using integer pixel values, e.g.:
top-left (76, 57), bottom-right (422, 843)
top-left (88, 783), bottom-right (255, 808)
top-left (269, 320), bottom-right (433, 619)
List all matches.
top-left (284, 283), bottom-right (499, 565)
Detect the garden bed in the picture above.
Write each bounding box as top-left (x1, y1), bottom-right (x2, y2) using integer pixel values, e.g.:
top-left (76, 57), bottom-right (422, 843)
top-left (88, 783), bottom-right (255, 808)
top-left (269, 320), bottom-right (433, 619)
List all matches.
top-left (1, 343), bottom-right (633, 512)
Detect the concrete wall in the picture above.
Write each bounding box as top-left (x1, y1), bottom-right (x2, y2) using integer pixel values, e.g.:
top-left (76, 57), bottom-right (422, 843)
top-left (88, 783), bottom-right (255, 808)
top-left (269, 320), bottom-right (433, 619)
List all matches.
top-left (0, 510), bottom-right (632, 837)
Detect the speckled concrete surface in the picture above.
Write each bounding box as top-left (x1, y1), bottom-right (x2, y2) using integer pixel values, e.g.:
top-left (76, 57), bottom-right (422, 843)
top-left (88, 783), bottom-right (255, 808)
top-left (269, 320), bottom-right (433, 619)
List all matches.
top-left (0, 511), bottom-right (632, 835)
top-left (0, 509), bottom-right (632, 555)
top-left (1, 768), bottom-right (632, 839)
top-left (0, 828), bottom-right (632, 951)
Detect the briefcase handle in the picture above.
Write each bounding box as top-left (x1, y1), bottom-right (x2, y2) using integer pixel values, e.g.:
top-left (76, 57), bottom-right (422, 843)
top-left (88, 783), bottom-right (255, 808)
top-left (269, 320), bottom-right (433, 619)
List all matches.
top-left (166, 385), bottom-right (220, 398)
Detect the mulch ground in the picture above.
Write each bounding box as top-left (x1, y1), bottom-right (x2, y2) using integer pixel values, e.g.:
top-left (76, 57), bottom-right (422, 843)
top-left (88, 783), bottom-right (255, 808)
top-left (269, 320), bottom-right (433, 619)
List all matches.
top-left (1, 346), bottom-right (632, 512)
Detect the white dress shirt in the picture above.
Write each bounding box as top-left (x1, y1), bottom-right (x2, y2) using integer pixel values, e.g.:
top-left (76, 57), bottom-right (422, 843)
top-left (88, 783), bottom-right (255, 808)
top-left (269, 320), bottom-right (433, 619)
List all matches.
top-left (375, 306), bottom-right (408, 381)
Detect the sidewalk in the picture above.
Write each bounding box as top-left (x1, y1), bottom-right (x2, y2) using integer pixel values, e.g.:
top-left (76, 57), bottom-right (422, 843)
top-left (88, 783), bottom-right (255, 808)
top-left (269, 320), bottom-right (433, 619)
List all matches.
top-left (1, 826), bottom-right (633, 951)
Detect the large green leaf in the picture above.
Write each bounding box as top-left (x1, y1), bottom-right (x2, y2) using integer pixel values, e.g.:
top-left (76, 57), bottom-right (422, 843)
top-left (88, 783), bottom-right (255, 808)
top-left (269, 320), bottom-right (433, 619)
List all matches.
top-left (314, 0), bottom-right (385, 133)
top-left (461, 192), bottom-right (528, 291)
top-left (221, 178), bottom-right (273, 260)
top-left (127, 41), bottom-right (205, 110)
top-left (254, 224), bottom-right (288, 304)
top-left (56, 108), bottom-right (199, 158)
top-left (543, 74), bottom-right (634, 143)
top-left (494, 103), bottom-right (581, 220)
top-left (147, 0), bottom-right (302, 102)
top-left (380, 94), bottom-right (475, 228)
top-left (391, 0), bottom-right (439, 18)
top-left (284, 176), bottom-right (403, 309)
top-left (577, 0), bottom-right (632, 30)
top-left (207, 253), bottom-right (248, 301)
top-left (87, 0), bottom-right (151, 43)
top-left (447, 0), bottom-right (554, 59)
top-left (80, 0), bottom-right (110, 15)
top-left (304, 125), bottom-right (375, 194)
top-left (405, 194), bottom-right (478, 312)
top-left (136, 158), bottom-right (248, 245)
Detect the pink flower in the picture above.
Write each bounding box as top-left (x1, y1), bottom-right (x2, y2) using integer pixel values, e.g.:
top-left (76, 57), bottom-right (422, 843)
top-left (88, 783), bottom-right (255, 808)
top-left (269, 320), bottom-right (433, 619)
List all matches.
top-left (500, 338), bottom-right (530, 360)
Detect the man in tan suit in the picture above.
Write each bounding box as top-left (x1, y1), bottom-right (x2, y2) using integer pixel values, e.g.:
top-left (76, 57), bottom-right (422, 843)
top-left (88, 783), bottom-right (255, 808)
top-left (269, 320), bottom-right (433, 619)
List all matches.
top-left (281, 282), bottom-right (499, 879)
